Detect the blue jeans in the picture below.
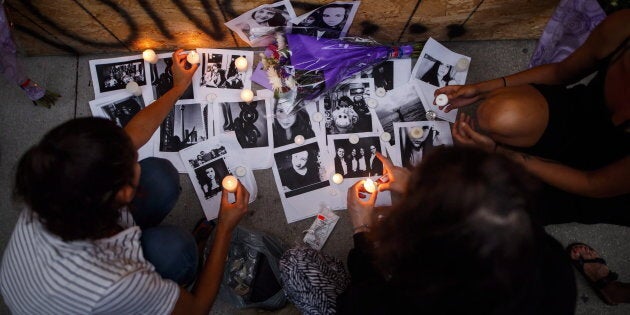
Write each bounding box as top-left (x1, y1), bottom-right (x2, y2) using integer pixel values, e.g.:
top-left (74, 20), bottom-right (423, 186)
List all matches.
top-left (131, 158), bottom-right (198, 286)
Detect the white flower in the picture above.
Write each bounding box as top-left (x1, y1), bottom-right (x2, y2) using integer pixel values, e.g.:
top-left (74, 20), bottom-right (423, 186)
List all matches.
top-left (267, 68), bottom-right (283, 91)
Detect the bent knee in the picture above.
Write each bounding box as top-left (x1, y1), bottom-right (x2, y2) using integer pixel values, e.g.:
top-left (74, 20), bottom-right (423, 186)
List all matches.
top-left (476, 86), bottom-right (549, 147)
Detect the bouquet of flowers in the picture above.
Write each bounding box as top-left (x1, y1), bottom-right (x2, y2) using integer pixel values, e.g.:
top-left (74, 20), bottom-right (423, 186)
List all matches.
top-left (259, 31), bottom-right (420, 113)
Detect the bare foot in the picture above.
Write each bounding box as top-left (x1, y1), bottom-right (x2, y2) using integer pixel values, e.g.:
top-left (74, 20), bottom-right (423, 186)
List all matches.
top-left (569, 244), bottom-right (611, 284)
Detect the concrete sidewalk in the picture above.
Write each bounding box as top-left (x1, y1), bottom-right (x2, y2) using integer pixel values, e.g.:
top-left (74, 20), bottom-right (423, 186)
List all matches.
top-left (1, 40), bottom-right (628, 314)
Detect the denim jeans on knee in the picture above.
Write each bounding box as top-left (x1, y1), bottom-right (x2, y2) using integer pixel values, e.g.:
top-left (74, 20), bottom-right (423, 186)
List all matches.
top-left (131, 157), bottom-right (181, 229)
top-left (141, 225), bottom-right (198, 286)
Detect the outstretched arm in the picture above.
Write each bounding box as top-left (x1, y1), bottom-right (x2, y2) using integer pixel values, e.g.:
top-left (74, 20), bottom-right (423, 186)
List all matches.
top-left (436, 9), bottom-right (630, 111)
top-left (124, 49), bottom-right (198, 150)
top-left (171, 182), bottom-right (250, 315)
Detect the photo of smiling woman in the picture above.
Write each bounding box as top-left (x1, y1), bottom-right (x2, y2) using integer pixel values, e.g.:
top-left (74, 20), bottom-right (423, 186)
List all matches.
top-left (292, 2), bottom-right (358, 39)
top-left (272, 92), bottom-right (316, 148)
top-left (274, 142), bottom-right (329, 198)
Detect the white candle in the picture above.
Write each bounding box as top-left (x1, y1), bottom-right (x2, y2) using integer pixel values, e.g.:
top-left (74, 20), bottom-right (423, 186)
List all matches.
top-left (235, 166), bottom-right (247, 177)
top-left (206, 93), bottom-right (217, 103)
top-left (240, 89), bottom-right (254, 103)
top-left (435, 94), bottom-right (449, 106)
top-left (125, 81), bottom-right (142, 96)
top-left (363, 178), bottom-right (376, 194)
top-left (235, 56), bottom-right (248, 72)
top-left (380, 132), bottom-right (391, 142)
top-left (222, 175), bottom-right (238, 193)
top-left (410, 126), bottom-right (424, 139)
top-left (186, 50), bottom-right (200, 64)
top-left (349, 134), bottom-right (359, 144)
top-left (294, 135), bottom-right (305, 145)
top-left (142, 49), bottom-right (158, 64)
top-left (332, 173), bottom-right (344, 184)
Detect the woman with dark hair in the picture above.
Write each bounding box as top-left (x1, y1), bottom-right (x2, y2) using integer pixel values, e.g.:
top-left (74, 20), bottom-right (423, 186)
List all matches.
top-left (273, 95), bottom-right (315, 147)
top-left (0, 50), bottom-right (251, 315)
top-left (239, 7), bottom-right (287, 45)
top-left (280, 147), bottom-right (576, 314)
top-left (420, 60), bottom-right (455, 87)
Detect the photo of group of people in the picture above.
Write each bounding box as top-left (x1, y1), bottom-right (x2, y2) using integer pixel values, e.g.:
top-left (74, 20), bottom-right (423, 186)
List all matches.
top-left (90, 56), bottom-right (148, 97)
top-left (200, 53), bottom-right (244, 89)
top-left (290, 1), bottom-right (360, 39)
top-left (93, 94), bottom-right (145, 128)
top-left (225, 0), bottom-right (296, 46)
top-left (149, 53), bottom-right (194, 100)
top-left (274, 141), bottom-right (329, 198)
top-left (322, 79), bottom-right (375, 137)
top-left (332, 136), bottom-right (383, 178)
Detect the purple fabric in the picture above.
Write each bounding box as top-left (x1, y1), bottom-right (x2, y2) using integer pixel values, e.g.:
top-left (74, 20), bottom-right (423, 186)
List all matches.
top-left (286, 34), bottom-right (411, 101)
top-left (1, 6), bottom-right (45, 100)
top-left (529, 0), bottom-right (605, 68)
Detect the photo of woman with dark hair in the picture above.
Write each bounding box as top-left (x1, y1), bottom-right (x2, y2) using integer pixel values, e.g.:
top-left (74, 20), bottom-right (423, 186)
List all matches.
top-left (234, 6), bottom-right (290, 46)
top-left (293, 2), bottom-right (358, 39)
top-left (272, 94), bottom-right (316, 148)
top-left (420, 60), bottom-right (456, 87)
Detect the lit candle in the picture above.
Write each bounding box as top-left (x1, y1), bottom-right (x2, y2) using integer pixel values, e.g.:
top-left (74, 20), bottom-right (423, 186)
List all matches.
top-left (435, 94), bottom-right (449, 106)
top-left (240, 89), bottom-right (254, 103)
top-left (294, 135), bottom-right (305, 145)
top-left (410, 126), bottom-right (424, 139)
top-left (235, 56), bottom-right (248, 72)
top-left (125, 81), bottom-right (142, 96)
top-left (142, 49), bottom-right (158, 64)
top-left (332, 173), bottom-right (344, 184)
top-left (363, 178), bottom-right (376, 194)
top-left (186, 50), bottom-right (200, 64)
top-left (222, 175), bottom-right (238, 193)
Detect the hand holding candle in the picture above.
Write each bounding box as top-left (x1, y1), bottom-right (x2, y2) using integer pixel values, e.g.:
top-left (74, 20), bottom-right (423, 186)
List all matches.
top-left (363, 178), bottom-right (377, 194)
top-left (222, 175), bottom-right (238, 193)
top-left (143, 49), bottom-right (158, 64)
top-left (186, 50), bottom-right (200, 64)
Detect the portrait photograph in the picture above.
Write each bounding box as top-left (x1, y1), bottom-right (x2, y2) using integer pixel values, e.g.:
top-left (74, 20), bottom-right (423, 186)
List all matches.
top-left (392, 121), bottom-right (453, 169)
top-left (411, 38), bottom-right (471, 88)
top-left (90, 55), bottom-right (148, 98)
top-left (273, 141), bottom-right (329, 198)
top-left (356, 59), bottom-right (412, 91)
top-left (290, 1), bottom-right (360, 39)
top-left (194, 158), bottom-right (230, 199)
top-left (224, 0), bottom-right (296, 47)
top-left (272, 90), bottom-right (317, 148)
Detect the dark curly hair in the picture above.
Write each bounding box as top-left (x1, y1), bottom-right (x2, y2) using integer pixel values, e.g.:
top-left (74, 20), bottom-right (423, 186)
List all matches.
top-left (375, 147), bottom-right (543, 313)
top-left (14, 117), bottom-right (137, 241)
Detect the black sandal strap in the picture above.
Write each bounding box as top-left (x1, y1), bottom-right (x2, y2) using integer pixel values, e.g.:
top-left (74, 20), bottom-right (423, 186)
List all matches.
top-left (594, 271), bottom-right (619, 289)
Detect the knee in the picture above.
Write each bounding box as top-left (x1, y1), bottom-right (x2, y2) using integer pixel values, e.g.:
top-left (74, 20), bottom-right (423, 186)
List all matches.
top-left (141, 226), bottom-right (198, 285)
top-left (139, 157), bottom-right (181, 200)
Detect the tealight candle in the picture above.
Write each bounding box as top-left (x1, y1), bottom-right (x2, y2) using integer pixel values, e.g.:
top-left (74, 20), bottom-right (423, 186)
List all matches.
top-left (235, 166), bottom-right (247, 177)
top-left (240, 89), bottom-right (254, 103)
top-left (435, 94), bottom-right (449, 106)
top-left (363, 178), bottom-right (376, 194)
top-left (235, 56), bottom-right (248, 72)
top-left (294, 135), bottom-right (305, 145)
top-left (206, 93), bottom-right (217, 103)
top-left (332, 173), bottom-right (344, 184)
top-left (380, 132), bottom-right (391, 142)
top-left (186, 50), bottom-right (200, 64)
top-left (456, 57), bottom-right (470, 71)
top-left (125, 81), bottom-right (142, 96)
top-left (410, 126), bottom-right (424, 139)
top-left (222, 175), bottom-right (238, 193)
top-left (142, 49), bottom-right (158, 64)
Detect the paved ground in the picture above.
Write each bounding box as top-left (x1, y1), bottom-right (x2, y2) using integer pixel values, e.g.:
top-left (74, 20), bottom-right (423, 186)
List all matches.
top-left (1, 40), bottom-right (628, 314)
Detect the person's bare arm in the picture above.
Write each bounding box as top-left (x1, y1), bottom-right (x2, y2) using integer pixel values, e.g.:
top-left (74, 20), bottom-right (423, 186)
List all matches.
top-left (436, 9), bottom-right (630, 110)
top-left (499, 147), bottom-right (630, 198)
top-left (171, 183), bottom-right (250, 315)
top-left (124, 49), bottom-right (198, 150)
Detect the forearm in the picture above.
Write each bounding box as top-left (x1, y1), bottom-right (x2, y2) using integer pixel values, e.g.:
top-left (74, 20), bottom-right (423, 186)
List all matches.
top-left (190, 226), bottom-right (233, 314)
top-left (124, 85), bottom-right (187, 150)
top-left (474, 63), bottom-right (569, 94)
top-left (497, 147), bottom-right (630, 198)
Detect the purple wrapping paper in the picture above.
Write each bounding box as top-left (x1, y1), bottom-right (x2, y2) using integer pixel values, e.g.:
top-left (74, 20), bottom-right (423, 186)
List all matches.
top-left (286, 34), bottom-right (412, 102)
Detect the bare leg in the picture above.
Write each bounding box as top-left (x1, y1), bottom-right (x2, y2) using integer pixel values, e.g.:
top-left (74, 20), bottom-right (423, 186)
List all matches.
top-left (476, 85), bottom-right (549, 148)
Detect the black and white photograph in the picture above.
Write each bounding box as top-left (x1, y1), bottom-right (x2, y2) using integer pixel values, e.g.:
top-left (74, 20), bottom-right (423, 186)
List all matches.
top-left (321, 79), bottom-right (377, 137)
top-left (149, 53), bottom-right (194, 100)
top-left (272, 90), bottom-right (317, 148)
top-left (89, 55), bottom-right (148, 98)
top-left (179, 138), bottom-right (258, 220)
top-left (158, 101), bottom-right (206, 152)
top-left (290, 1), bottom-right (360, 39)
top-left (224, 0), bottom-right (296, 47)
top-left (411, 38), bottom-right (471, 88)
top-left (355, 59), bottom-right (412, 91)
top-left (218, 100), bottom-right (269, 148)
top-left (393, 121), bottom-right (453, 169)
top-left (332, 136), bottom-right (384, 178)
top-left (194, 158), bottom-right (230, 199)
top-left (374, 80), bottom-right (427, 145)
top-left (186, 146), bottom-right (228, 168)
top-left (192, 49), bottom-right (254, 99)
top-left (213, 95), bottom-right (273, 169)
top-left (274, 141), bottom-right (329, 198)
top-left (414, 80), bottom-right (458, 123)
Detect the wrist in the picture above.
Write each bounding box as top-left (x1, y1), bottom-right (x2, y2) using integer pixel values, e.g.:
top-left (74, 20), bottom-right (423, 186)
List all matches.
top-left (352, 223), bottom-right (371, 234)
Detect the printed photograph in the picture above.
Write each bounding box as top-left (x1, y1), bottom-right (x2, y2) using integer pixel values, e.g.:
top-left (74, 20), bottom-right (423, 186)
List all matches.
top-left (290, 1), bottom-right (360, 39)
top-left (159, 102), bottom-right (206, 152)
top-left (94, 59), bottom-right (146, 94)
top-left (219, 100), bottom-right (269, 148)
top-left (374, 81), bottom-right (427, 145)
top-left (394, 121), bottom-right (453, 169)
top-left (193, 158), bottom-right (230, 199)
top-left (332, 136), bottom-right (383, 177)
top-left (274, 142), bottom-right (329, 198)
top-left (410, 38), bottom-right (471, 88)
top-left (149, 54), bottom-right (194, 99)
top-left (322, 79), bottom-right (375, 136)
top-left (187, 145), bottom-right (227, 168)
top-left (225, 0), bottom-right (296, 46)
top-left (272, 91), bottom-right (316, 148)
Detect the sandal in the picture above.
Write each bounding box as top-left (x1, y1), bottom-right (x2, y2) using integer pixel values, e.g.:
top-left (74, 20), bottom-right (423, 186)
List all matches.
top-left (566, 242), bottom-right (619, 305)
top-left (192, 218), bottom-right (216, 250)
